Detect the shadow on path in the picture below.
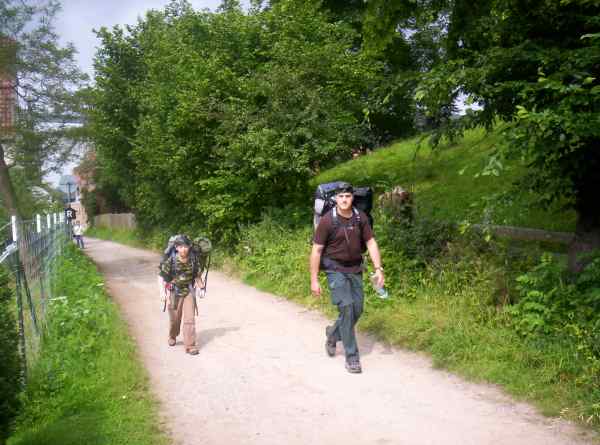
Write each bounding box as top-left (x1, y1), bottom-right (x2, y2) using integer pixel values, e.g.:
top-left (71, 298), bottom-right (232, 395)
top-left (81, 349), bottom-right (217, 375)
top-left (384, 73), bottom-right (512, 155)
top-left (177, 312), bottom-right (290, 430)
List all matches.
top-left (197, 326), bottom-right (240, 350)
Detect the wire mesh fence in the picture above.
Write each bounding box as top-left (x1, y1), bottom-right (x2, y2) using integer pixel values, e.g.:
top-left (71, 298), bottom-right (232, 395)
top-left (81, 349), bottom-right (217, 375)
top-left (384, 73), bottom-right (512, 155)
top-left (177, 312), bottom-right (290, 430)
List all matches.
top-left (0, 213), bottom-right (71, 380)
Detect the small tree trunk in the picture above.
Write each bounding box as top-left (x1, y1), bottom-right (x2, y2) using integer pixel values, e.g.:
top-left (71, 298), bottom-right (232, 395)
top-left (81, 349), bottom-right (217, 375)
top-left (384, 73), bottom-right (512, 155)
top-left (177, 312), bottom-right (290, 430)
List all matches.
top-left (0, 142), bottom-right (20, 218)
top-left (568, 206), bottom-right (600, 274)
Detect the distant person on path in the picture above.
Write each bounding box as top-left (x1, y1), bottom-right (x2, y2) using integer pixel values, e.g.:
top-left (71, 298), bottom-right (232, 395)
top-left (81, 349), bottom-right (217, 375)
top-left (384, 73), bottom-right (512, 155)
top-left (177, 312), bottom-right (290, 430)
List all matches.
top-left (158, 235), bottom-right (203, 355)
top-left (310, 182), bottom-right (385, 374)
top-left (72, 221), bottom-right (85, 249)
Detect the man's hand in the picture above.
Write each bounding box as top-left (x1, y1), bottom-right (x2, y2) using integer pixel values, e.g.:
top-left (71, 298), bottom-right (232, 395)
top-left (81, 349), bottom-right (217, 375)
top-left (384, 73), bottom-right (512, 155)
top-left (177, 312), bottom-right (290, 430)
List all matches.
top-left (158, 276), bottom-right (169, 302)
top-left (195, 277), bottom-right (205, 289)
top-left (311, 280), bottom-right (321, 298)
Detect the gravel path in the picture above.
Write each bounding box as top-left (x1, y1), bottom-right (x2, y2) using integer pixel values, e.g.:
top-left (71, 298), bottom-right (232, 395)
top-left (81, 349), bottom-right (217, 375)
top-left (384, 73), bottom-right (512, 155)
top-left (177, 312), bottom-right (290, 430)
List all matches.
top-left (85, 237), bottom-right (597, 445)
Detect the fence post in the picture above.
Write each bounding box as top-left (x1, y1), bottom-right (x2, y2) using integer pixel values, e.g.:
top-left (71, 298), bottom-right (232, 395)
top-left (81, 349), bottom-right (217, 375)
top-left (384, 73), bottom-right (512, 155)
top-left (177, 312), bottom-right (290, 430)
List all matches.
top-left (20, 263), bottom-right (39, 336)
top-left (11, 215), bottom-right (17, 243)
top-left (37, 215), bottom-right (47, 316)
top-left (10, 218), bottom-right (27, 383)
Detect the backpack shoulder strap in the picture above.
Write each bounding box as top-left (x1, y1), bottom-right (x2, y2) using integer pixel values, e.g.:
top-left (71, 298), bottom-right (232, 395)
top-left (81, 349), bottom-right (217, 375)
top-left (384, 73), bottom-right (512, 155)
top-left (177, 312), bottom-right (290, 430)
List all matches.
top-left (325, 207), bottom-right (339, 244)
top-left (170, 250), bottom-right (177, 277)
top-left (191, 249), bottom-right (199, 279)
top-left (352, 207), bottom-right (361, 225)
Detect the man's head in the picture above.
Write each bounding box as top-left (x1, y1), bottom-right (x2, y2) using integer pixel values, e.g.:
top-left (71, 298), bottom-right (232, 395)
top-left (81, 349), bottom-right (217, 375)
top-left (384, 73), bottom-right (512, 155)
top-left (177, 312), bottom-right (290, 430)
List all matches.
top-left (335, 182), bottom-right (354, 212)
top-left (174, 234), bottom-right (192, 257)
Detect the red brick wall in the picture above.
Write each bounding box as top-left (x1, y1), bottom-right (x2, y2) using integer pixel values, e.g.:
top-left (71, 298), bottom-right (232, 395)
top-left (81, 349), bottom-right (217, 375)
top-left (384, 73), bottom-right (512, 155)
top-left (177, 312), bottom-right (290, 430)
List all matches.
top-left (0, 37), bottom-right (16, 136)
top-left (0, 77), bottom-right (15, 135)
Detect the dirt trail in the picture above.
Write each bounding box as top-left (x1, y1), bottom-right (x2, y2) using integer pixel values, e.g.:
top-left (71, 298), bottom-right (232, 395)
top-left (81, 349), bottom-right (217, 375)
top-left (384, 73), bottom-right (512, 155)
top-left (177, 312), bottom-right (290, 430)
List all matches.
top-left (85, 238), bottom-right (596, 445)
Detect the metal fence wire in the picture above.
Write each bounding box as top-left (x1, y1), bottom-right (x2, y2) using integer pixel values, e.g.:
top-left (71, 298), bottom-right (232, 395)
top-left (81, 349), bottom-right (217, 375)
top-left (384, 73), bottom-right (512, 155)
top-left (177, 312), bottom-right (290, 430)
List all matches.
top-left (0, 213), bottom-right (70, 379)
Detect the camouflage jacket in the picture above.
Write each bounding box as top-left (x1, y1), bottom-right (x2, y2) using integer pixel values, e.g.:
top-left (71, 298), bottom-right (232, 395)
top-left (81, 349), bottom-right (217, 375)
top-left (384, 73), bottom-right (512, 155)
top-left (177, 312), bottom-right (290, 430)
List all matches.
top-left (159, 254), bottom-right (198, 298)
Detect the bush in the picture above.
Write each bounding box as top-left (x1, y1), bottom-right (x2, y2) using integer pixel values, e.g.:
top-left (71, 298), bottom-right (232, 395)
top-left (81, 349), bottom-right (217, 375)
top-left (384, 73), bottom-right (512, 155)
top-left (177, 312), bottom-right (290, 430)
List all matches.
top-left (377, 208), bottom-right (456, 268)
top-left (510, 253), bottom-right (600, 337)
top-left (0, 268), bottom-right (22, 444)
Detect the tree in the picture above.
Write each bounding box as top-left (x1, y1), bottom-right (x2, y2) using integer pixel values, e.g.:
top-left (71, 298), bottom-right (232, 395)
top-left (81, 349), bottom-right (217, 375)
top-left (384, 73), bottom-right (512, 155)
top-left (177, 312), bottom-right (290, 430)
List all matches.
top-left (0, 0), bottom-right (87, 219)
top-left (365, 0), bottom-right (600, 272)
top-left (91, 0), bottom-right (385, 240)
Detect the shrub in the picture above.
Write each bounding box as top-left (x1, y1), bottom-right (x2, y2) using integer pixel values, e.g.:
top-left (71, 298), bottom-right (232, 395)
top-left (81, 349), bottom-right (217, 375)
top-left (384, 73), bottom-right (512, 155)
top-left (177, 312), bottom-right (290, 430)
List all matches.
top-left (510, 253), bottom-right (600, 337)
top-left (377, 208), bottom-right (456, 267)
top-left (508, 253), bottom-right (600, 421)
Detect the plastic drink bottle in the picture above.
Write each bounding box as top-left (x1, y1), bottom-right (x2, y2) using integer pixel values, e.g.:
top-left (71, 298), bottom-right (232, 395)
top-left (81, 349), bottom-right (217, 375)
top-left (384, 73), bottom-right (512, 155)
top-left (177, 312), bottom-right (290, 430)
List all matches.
top-left (370, 273), bottom-right (389, 299)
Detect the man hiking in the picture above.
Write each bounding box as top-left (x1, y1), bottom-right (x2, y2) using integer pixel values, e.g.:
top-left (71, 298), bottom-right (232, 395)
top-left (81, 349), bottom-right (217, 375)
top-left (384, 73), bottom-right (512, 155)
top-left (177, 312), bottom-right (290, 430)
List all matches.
top-left (310, 182), bottom-right (385, 374)
top-left (158, 235), bottom-right (203, 355)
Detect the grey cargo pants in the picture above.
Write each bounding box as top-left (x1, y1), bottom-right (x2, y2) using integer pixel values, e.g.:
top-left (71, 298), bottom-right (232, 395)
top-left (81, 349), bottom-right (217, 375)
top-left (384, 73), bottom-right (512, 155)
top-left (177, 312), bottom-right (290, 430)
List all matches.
top-left (325, 271), bottom-right (364, 361)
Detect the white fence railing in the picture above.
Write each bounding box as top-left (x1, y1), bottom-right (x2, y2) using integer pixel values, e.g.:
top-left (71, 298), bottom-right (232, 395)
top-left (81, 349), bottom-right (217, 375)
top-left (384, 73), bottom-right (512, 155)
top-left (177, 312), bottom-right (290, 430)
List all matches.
top-left (0, 213), bottom-right (71, 380)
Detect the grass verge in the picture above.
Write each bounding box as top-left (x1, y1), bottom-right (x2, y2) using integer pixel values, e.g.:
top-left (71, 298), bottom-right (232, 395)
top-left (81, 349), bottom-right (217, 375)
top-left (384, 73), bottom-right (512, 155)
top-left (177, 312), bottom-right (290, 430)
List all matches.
top-left (7, 244), bottom-right (168, 445)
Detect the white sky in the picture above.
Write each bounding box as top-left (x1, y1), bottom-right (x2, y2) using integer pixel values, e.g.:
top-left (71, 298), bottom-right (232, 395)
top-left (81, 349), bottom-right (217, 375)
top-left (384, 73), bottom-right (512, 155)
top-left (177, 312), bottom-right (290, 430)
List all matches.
top-left (47, 0), bottom-right (240, 186)
top-left (55, 0), bottom-right (233, 77)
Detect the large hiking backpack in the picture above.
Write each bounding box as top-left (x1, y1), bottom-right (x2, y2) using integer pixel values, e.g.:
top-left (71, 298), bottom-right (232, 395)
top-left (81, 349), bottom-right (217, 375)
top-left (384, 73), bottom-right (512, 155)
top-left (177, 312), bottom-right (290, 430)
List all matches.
top-left (162, 234), bottom-right (213, 296)
top-left (313, 182), bottom-right (374, 230)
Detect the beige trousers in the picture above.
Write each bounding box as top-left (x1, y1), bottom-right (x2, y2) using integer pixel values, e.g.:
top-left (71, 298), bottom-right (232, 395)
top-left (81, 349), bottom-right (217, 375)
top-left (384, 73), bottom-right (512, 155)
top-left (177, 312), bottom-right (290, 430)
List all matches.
top-left (168, 293), bottom-right (197, 348)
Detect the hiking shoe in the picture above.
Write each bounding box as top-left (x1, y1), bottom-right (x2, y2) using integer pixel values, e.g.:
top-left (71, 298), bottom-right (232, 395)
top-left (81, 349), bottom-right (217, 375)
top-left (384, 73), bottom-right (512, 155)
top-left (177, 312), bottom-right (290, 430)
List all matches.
top-left (186, 347), bottom-right (199, 355)
top-left (345, 359), bottom-right (362, 374)
top-left (168, 338), bottom-right (176, 346)
top-left (325, 326), bottom-right (336, 357)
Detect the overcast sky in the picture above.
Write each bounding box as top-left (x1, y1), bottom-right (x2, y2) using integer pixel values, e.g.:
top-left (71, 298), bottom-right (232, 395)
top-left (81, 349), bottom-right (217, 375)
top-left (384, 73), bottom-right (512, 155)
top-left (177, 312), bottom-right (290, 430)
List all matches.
top-left (47, 0), bottom-right (240, 186)
top-left (55, 0), bottom-right (230, 77)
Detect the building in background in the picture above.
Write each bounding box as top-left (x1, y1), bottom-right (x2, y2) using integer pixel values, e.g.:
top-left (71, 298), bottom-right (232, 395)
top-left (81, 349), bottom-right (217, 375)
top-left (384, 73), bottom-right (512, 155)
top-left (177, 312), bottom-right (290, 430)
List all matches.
top-left (0, 36), bottom-right (16, 137)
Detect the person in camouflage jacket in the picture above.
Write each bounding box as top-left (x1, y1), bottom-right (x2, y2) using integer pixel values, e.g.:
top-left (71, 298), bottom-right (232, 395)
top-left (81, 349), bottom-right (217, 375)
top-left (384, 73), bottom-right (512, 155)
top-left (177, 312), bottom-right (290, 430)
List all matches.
top-left (158, 235), bottom-right (204, 355)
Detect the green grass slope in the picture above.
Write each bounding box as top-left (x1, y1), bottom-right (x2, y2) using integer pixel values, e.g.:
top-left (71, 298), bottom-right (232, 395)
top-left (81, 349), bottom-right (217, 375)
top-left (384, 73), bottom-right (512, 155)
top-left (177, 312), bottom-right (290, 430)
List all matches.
top-left (313, 127), bottom-right (576, 232)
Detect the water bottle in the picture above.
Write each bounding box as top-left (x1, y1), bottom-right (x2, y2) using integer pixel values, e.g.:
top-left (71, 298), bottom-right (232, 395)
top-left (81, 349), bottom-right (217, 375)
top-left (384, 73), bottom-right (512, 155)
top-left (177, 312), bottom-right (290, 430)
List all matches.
top-left (370, 273), bottom-right (389, 299)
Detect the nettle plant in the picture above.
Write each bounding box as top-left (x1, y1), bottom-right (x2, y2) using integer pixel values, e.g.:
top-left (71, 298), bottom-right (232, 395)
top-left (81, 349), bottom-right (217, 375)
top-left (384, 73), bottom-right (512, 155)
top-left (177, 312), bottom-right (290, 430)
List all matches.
top-left (510, 252), bottom-right (600, 338)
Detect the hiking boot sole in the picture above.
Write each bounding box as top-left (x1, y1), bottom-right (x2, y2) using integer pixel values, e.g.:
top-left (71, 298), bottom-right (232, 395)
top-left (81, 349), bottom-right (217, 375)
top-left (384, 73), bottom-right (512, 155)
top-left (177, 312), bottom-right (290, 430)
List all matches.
top-left (345, 362), bottom-right (362, 374)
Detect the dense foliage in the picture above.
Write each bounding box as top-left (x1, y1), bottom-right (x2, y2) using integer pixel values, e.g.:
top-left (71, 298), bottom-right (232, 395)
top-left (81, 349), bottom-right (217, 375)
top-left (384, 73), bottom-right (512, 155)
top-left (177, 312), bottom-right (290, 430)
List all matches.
top-left (402, 0), bottom-right (600, 267)
top-left (89, 0), bottom-right (418, 241)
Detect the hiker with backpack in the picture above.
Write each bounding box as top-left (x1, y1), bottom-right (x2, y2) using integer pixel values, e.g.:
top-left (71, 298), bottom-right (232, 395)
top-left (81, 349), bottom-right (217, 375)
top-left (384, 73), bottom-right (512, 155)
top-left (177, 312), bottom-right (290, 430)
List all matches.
top-left (310, 182), bottom-right (385, 374)
top-left (158, 234), bottom-right (206, 355)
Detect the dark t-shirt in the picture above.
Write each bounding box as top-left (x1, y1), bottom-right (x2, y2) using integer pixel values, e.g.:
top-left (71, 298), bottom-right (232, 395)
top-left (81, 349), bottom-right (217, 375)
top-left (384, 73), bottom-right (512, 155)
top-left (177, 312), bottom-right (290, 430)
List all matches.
top-left (313, 209), bottom-right (373, 273)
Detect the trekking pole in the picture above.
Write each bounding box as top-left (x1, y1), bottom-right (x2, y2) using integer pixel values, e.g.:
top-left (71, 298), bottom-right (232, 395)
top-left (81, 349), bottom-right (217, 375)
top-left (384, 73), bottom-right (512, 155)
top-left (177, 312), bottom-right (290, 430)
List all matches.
top-left (202, 254), bottom-right (211, 296)
top-left (162, 283), bottom-right (171, 313)
top-left (196, 254), bottom-right (211, 300)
